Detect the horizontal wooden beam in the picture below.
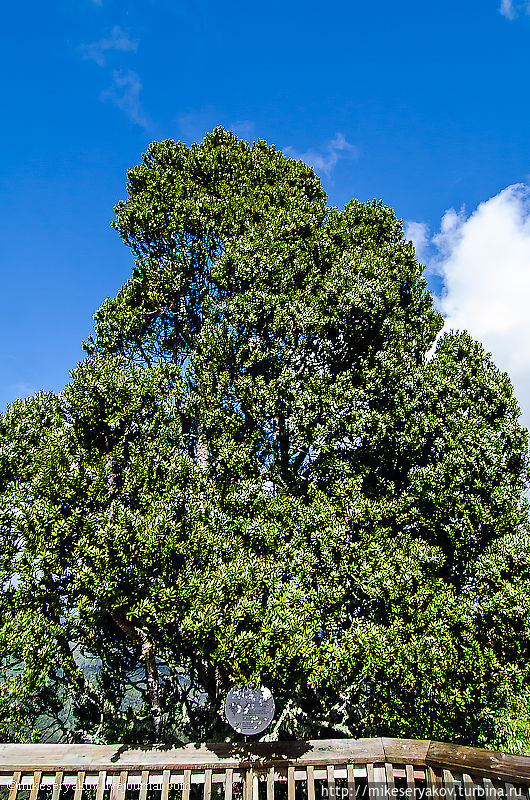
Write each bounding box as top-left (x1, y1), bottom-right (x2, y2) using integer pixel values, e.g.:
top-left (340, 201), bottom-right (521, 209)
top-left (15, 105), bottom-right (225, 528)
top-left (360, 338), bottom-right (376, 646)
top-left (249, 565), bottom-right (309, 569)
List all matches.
top-left (0, 738), bottom-right (527, 781)
top-left (426, 740), bottom-right (530, 782)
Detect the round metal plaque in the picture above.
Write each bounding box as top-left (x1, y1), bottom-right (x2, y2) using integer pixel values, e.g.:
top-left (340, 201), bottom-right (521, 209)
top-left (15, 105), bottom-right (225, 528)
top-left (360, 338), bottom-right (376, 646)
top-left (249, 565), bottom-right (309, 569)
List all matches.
top-left (224, 686), bottom-right (275, 735)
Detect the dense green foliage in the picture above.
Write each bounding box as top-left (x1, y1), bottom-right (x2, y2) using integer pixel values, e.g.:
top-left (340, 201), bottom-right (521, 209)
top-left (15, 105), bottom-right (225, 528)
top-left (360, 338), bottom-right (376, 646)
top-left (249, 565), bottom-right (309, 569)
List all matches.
top-left (1, 129), bottom-right (529, 749)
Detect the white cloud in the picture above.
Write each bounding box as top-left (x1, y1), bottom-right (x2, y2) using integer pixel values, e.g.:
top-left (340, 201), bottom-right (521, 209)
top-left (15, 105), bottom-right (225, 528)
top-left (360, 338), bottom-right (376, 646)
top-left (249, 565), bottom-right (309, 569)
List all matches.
top-left (283, 133), bottom-right (358, 178)
top-left (177, 111), bottom-right (255, 143)
top-left (3, 382), bottom-right (37, 409)
top-left (101, 69), bottom-right (149, 129)
top-left (500, 0), bottom-right (516, 18)
top-left (81, 26), bottom-right (138, 67)
top-left (228, 119), bottom-right (255, 139)
top-left (404, 221), bottom-right (430, 263)
top-left (79, 26), bottom-right (147, 128)
top-left (178, 109), bottom-right (218, 142)
top-left (427, 184), bottom-right (530, 427)
top-left (499, 0), bottom-right (530, 17)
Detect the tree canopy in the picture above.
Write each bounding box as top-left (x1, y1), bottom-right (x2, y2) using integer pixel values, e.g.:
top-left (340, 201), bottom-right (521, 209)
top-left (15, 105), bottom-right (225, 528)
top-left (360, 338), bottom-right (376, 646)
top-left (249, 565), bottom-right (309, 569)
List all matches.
top-left (1, 128), bottom-right (529, 750)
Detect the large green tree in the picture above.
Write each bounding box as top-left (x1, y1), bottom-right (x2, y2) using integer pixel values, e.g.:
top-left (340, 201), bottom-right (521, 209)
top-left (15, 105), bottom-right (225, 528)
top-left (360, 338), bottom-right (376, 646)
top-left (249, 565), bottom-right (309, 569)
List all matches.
top-left (1, 129), bottom-right (529, 750)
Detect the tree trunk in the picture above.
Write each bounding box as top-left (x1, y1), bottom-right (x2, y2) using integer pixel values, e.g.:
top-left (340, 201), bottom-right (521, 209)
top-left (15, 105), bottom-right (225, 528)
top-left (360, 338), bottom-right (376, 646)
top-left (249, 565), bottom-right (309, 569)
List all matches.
top-left (108, 609), bottom-right (163, 741)
top-left (196, 435), bottom-right (210, 472)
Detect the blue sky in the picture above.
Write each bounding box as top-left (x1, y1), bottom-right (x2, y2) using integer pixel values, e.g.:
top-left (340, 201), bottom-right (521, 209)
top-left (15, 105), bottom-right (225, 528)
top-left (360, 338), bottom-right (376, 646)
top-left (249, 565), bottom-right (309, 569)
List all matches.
top-left (2, 0), bottom-right (530, 422)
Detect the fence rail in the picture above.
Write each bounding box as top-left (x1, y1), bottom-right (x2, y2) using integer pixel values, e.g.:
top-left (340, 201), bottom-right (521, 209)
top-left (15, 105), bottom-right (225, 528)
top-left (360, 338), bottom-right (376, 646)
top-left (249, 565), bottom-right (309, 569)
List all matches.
top-left (0, 739), bottom-right (529, 800)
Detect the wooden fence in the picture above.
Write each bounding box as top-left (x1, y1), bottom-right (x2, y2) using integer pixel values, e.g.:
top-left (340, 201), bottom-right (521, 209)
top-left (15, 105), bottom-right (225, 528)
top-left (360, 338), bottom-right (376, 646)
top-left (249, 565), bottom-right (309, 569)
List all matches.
top-left (1, 738), bottom-right (529, 800)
